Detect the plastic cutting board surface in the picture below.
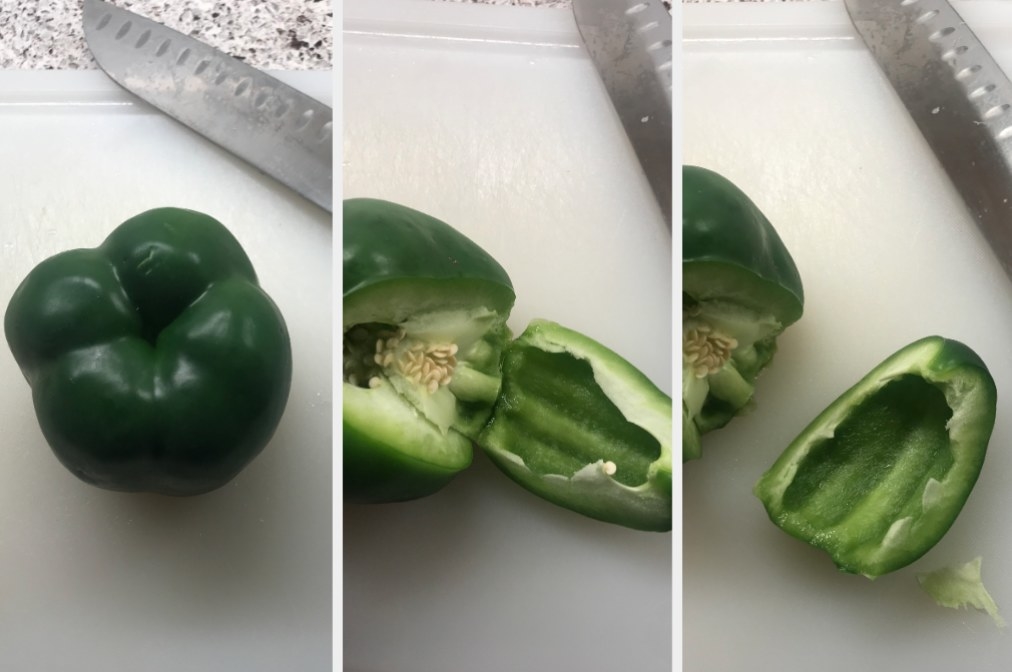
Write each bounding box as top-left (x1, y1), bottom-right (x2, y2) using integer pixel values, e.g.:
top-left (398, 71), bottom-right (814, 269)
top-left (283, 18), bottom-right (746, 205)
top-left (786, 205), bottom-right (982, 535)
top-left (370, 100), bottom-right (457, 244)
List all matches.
top-left (343, 1), bottom-right (673, 671)
top-left (0, 70), bottom-right (333, 672)
top-left (684, 2), bottom-right (1012, 670)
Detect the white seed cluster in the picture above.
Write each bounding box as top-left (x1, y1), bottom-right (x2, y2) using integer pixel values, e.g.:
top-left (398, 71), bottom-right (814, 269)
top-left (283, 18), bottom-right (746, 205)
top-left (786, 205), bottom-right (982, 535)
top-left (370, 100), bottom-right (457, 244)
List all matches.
top-left (372, 329), bottom-right (458, 394)
top-left (683, 324), bottom-right (737, 379)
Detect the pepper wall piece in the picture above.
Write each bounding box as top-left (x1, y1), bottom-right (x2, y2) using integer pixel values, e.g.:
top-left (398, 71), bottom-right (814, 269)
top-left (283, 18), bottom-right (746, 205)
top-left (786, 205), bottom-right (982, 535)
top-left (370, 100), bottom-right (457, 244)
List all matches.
top-left (755, 336), bottom-right (996, 579)
top-left (478, 320), bottom-right (673, 532)
top-left (4, 207), bottom-right (293, 496)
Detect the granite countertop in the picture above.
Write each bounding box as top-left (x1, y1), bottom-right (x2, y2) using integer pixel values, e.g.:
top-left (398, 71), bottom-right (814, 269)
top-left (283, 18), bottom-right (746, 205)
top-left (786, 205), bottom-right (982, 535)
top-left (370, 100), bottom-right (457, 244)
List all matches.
top-left (1, 0), bottom-right (333, 70)
top-left (1, 0), bottom-right (690, 70)
top-left (1, 0), bottom-right (567, 70)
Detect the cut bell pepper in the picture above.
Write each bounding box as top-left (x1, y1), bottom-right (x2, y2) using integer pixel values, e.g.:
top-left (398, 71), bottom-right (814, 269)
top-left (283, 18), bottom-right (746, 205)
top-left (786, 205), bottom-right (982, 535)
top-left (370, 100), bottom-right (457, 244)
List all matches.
top-left (754, 336), bottom-right (996, 579)
top-left (477, 320), bottom-right (672, 532)
top-left (342, 198), bottom-right (515, 503)
top-left (682, 165), bottom-right (804, 461)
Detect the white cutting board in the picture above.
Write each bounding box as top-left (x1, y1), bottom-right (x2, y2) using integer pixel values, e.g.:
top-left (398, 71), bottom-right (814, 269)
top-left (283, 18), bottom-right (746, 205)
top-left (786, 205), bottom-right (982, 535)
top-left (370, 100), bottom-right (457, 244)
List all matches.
top-left (0, 70), bottom-right (332, 670)
top-left (685, 2), bottom-right (1012, 670)
top-left (342, 1), bottom-right (672, 671)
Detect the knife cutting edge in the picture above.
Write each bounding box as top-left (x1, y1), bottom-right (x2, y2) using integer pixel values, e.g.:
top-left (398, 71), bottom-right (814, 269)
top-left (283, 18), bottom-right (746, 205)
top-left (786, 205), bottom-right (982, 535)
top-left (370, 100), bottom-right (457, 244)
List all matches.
top-left (844, 0), bottom-right (1012, 281)
top-left (82, 0), bottom-right (333, 213)
top-left (572, 0), bottom-right (673, 229)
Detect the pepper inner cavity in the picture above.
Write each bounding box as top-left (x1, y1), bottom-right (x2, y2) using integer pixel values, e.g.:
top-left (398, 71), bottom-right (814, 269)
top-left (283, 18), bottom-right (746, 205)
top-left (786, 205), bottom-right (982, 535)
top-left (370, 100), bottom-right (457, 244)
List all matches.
top-left (344, 323), bottom-right (458, 393)
top-left (780, 374), bottom-right (955, 531)
top-left (494, 345), bottom-right (661, 487)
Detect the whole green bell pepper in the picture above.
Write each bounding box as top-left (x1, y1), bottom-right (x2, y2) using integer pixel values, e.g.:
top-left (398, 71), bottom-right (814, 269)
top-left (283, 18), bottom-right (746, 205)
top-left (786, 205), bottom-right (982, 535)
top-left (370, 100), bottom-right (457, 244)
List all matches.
top-left (343, 198), bottom-right (515, 503)
top-left (477, 320), bottom-right (672, 532)
top-left (754, 336), bottom-right (996, 578)
top-left (4, 207), bottom-right (292, 496)
top-left (682, 165), bottom-right (804, 461)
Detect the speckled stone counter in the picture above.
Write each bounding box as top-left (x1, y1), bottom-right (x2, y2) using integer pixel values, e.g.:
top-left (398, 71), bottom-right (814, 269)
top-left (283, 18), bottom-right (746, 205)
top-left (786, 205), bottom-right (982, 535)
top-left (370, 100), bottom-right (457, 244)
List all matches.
top-left (1, 0), bottom-right (333, 70)
top-left (433, 0), bottom-right (571, 6)
top-left (1, 0), bottom-right (689, 70)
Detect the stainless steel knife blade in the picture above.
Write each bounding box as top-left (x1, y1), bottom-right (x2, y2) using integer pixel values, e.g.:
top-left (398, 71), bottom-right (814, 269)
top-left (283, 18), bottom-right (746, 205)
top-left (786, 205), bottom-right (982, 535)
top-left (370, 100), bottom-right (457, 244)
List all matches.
top-left (82, 0), bottom-right (332, 213)
top-left (572, 0), bottom-right (672, 228)
top-left (844, 0), bottom-right (1012, 279)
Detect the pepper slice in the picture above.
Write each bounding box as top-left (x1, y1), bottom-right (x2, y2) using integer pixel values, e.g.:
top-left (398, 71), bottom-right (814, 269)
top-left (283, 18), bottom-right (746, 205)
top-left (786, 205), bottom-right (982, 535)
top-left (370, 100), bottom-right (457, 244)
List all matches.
top-left (682, 165), bottom-right (804, 461)
top-left (4, 207), bottom-right (292, 496)
top-left (754, 336), bottom-right (996, 579)
top-left (477, 320), bottom-right (672, 532)
top-left (343, 198), bottom-right (515, 503)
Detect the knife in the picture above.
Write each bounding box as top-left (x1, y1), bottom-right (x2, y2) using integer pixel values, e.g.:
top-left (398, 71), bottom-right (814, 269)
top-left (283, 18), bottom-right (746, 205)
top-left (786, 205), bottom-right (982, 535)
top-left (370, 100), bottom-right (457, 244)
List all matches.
top-left (844, 0), bottom-right (1012, 280)
top-left (572, 0), bottom-right (673, 228)
top-left (82, 0), bottom-right (333, 213)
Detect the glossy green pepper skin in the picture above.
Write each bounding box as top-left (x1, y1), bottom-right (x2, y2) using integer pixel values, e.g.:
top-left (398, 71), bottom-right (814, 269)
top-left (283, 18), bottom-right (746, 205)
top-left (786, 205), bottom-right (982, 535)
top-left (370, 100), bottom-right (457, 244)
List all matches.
top-left (755, 336), bottom-right (996, 579)
top-left (682, 165), bottom-right (804, 461)
top-left (478, 320), bottom-right (672, 532)
top-left (4, 207), bottom-right (292, 496)
top-left (343, 198), bottom-right (515, 504)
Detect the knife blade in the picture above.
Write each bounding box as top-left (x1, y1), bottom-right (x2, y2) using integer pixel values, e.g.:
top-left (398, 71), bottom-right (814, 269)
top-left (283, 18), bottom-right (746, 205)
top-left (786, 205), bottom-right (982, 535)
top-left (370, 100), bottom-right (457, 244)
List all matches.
top-left (572, 0), bottom-right (672, 228)
top-left (844, 0), bottom-right (1012, 280)
top-left (82, 0), bottom-right (332, 213)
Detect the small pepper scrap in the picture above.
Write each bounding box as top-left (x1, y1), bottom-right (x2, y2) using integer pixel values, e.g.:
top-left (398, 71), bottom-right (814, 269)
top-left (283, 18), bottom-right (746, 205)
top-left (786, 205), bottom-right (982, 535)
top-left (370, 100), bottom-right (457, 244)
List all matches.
top-left (682, 165), bottom-right (804, 461)
top-left (917, 557), bottom-right (1005, 627)
top-left (478, 320), bottom-right (672, 532)
top-left (4, 207), bottom-right (292, 496)
top-left (754, 336), bottom-right (996, 579)
top-left (343, 198), bottom-right (516, 504)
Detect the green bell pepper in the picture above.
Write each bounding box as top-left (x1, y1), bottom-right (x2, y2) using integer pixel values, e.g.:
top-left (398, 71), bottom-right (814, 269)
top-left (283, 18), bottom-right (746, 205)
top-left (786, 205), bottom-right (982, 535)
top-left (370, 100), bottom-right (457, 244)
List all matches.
top-left (682, 165), bottom-right (804, 461)
top-left (477, 320), bottom-right (672, 532)
top-left (5, 207), bottom-right (292, 496)
top-left (342, 198), bottom-right (515, 503)
top-left (754, 336), bottom-right (996, 579)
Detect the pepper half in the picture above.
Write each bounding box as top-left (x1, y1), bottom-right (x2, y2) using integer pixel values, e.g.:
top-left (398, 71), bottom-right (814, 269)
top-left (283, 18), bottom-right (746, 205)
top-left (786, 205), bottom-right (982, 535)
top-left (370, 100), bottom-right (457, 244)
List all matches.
top-left (682, 165), bottom-right (804, 461)
top-left (343, 198), bottom-right (515, 503)
top-left (4, 207), bottom-right (292, 496)
top-left (754, 336), bottom-right (996, 578)
top-left (477, 320), bottom-right (672, 532)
